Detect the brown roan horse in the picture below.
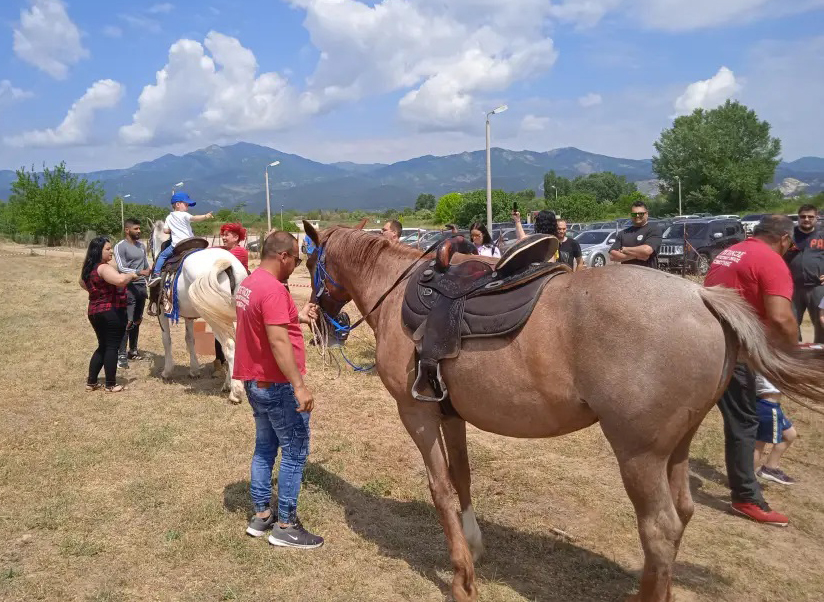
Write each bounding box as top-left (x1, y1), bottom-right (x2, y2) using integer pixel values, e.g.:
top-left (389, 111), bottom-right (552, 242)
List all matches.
top-left (303, 222), bottom-right (824, 602)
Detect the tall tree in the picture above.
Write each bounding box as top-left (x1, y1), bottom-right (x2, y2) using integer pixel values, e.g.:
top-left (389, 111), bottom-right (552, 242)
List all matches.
top-left (572, 172), bottom-right (637, 204)
top-left (653, 100), bottom-right (781, 213)
top-left (415, 193), bottom-right (436, 211)
top-left (434, 192), bottom-right (464, 225)
top-left (543, 170), bottom-right (572, 201)
top-left (9, 163), bottom-right (106, 245)
top-left (552, 193), bottom-right (608, 222)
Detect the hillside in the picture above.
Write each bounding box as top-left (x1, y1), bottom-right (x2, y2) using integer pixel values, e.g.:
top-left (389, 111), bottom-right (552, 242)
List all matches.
top-left (1, 142), bottom-right (822, 211)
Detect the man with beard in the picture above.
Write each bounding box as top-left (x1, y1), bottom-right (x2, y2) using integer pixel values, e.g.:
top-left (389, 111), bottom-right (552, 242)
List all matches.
top-left (113, 219), bottom-right (151, 368)
top-left (785, 204), bottom-right (824, 343)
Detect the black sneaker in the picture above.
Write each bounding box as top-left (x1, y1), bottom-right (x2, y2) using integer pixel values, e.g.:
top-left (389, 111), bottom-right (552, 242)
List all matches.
top-left (757, 466), bottom-right (796, 485)
top-left (246, 512), bottom-right (275, 537)
top-left (118, 356), bottom-right (129, 369)
top-left (268, 516), bottom-right (324, 549)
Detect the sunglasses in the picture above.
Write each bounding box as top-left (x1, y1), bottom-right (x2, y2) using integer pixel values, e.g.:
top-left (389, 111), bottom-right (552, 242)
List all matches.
top-left (282, 251), bottom-right (302, 266)
top-left (799, 215), bottom-right (816, 220)
top-left (631, 212), bottom-right (647, 217)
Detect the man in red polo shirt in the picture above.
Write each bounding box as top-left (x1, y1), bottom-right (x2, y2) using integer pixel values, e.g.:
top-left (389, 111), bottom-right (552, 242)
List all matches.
top-left (704, 214), bottom-right (797, 526)
top-left (233, 230), bottom-right (323, 548)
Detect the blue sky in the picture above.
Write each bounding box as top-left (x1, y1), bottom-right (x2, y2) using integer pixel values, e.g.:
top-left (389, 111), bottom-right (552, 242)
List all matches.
top-left (0, 0), bottom-right (823, 172)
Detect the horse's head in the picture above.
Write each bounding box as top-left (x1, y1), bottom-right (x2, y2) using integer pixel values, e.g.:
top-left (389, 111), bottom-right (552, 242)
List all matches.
top-left (304, 219), bottom-right (368, 347)
top-left (147, 219), bottom-right (170, 262)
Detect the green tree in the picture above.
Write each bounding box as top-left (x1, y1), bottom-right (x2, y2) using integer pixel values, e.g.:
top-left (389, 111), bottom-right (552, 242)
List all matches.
top-left (415, 193), bottom-right (436, 211)
top-left (9, 163), bottom-right (106, 245)
top-left (543, 170), bottom-right (572, 201)
top-left (434, 192), bottom-right (463, 224)
top-left (572, 172), bottom-right (637, 204)
top-left (453, 190), bottom-right (513, 226)
top-left (653, 100), bottom-right (781, 213)
top-left (613, 191), bottom-right (649, 215)
top-left (551, 192), bottom-right (607, 222)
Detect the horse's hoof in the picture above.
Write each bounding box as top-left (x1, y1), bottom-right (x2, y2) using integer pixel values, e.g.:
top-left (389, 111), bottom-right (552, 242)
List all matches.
top-left (161, 372), bottom-right (173, 381)
top-left (228, 396), bottom-right (242, 405)
top-left (188, 371), bottom-right (201, 379)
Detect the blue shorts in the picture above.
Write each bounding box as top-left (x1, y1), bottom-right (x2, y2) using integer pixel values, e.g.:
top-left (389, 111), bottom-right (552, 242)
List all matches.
top-left (756, 398), bottom-right (793, 444)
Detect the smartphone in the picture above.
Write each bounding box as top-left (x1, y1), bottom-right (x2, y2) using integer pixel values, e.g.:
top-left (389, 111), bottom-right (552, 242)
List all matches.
top-left (512, 201), bottom-right (518, 214)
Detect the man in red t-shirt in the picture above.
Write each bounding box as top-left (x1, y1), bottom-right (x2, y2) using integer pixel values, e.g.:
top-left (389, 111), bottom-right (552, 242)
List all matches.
top-left (233, 230), bottom-right (323, 549)
top-left (704, 215), bottom-right (797, 527)
top-left (213, 223), bottom-right (251, 373)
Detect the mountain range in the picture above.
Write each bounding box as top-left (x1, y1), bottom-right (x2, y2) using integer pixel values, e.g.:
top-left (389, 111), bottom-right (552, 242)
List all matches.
top-left (1, 142), bottom-right (822, 212)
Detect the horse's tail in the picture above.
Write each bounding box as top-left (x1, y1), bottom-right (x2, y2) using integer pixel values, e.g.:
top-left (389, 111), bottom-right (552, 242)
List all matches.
top-left (699, 285), bottom-right (824, 403)
top-left (188, 257), bottom-right (239, 348)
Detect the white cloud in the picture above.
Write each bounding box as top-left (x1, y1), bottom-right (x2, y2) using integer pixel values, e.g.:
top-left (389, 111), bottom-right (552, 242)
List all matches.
top-left (103, 25), bottom-right (123, 38)
top-left (5, 80), bottom-right (124, 148)
top-left (0, 80), bottom-right (34, 106)
top-left (674, 66), bottom-right (741, 115)
top-left (120, 13), bottom-right (162, 34)
top-left (520, 114), bottom-right (550, 132)
top-left (13, 0), bottom-right (89, 79)
top-left (578, 92), bottom-right (602, 107)
top-left (148, 3), bottom-right (175, 13)
top-left (120, 32), bottom-right (304, 145)
top-left (293, 0), bottom-right (558, 131)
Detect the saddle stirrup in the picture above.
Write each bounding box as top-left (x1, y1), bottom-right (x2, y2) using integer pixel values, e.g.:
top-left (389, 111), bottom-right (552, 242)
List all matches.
top-left (412, 360), bottom-right (449, 403)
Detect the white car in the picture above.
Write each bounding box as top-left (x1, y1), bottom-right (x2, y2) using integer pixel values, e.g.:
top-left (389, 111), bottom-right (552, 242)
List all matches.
top-left (740, 213), bottom-right (767, 236)
top-left (577, 229), bottom-right (618, 267)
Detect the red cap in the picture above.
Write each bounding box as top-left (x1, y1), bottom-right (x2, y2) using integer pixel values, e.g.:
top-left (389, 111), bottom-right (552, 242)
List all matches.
top-left (220, 223), bottom-right (247, 241)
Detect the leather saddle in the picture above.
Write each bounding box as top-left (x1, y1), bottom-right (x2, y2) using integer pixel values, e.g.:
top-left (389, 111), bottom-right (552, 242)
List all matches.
top-left (147, 237), bottom-right (210, 317)
top-left (401, 234), bottom-right (569, 402)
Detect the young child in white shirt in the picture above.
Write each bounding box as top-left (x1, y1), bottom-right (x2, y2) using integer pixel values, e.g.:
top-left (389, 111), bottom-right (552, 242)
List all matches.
top-left (149, 192), bottom-right (213, 285)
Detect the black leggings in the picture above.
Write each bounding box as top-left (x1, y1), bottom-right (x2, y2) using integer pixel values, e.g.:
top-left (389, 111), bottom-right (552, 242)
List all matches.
top-left (88, 309), bottom-right (127, 387)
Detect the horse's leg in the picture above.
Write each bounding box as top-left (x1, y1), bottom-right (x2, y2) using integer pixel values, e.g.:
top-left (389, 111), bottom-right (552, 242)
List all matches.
top-left (616, 452), bottom-right (682, 602)
top-left (398, 405), bottom-right (477, 602)
top-left (160, 314), bottom-right (174, 379)
top-left (184, 319), bottom-right (200, 378)
top-left (441, 416), bottom-right (483, 562)
top-left (220, 335), bottom-right (243, 404)
top-left (667, 425), bottom-right (699, 555)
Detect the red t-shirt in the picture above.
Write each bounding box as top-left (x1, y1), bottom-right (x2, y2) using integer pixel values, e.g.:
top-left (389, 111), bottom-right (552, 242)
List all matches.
top-left (225, 245), bottom-right (249, 271)
top-left (704, 238), bottom-right (793, 323)
top-left (233, 269), bottom-right (306, 383)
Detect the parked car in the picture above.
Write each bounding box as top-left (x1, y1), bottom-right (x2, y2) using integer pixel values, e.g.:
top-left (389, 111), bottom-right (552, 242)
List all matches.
top-left (496, 224), bottom-right (534, 253)
top-left (577, 229), bottom-right (618, 267)
top-left (584, 221), bottom-right (620, 232)
top-left (740, 213), bottom-right (767, 236)
top-left (658, 218), bottom-right (745, 275)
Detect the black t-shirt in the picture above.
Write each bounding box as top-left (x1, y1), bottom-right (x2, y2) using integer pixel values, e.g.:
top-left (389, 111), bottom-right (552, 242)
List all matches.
top-left (786, 226), bottom-right (824, 286)
top-left (558, 237), bottom-right (581, 268)
top-left (610, 222), bottom-right (662, 268)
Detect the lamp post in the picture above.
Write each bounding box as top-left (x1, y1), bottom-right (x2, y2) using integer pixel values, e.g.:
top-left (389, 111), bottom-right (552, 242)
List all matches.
top-left (551, 185), bottom-right (557, 203)
top-left (121, 194), bottom-right (131, 231)
top-left (265, 161), bottom-right (280, 231)
top-left (171, 181), bottom-right (184, 196)
top-left (485, 104), bottom-right (508, 234)
top-left (675, 175), bottom-right (682, 216)
top-left (280, 204), bottom-right (284, 231)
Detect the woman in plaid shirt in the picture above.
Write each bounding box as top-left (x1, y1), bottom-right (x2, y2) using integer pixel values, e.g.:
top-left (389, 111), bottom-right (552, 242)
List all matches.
top-left (80, 236), bottom-right (142, 392)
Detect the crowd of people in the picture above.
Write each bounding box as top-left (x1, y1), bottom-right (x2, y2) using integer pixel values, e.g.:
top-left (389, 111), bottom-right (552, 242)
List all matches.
top-left (77, 191), bottom-right (822, 550)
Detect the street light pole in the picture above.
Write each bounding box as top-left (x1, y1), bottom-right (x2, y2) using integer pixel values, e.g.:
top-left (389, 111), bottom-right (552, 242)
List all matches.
top-left (551, 185), bottom-right (557, 203)
top-left (280, 204), bottom-right (284, 231)
top-left (485, 104), bottom-right (508, 235)
top-left (121, 194), bottom-right (131, 231)
top-left (171, 181), bottom-right (184, 196)
top-left (265, 161), bottom-right (280, 231)
top-left (675, 176), bottom-right (682, 216)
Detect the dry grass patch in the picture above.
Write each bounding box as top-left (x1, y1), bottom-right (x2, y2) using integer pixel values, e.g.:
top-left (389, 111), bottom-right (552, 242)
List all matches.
top-left (1, 255), bottom-right (823, 601)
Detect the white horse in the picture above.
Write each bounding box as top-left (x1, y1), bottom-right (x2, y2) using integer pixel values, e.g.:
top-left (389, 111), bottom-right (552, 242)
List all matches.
top-left (148, 220), bottom-right (247, 403)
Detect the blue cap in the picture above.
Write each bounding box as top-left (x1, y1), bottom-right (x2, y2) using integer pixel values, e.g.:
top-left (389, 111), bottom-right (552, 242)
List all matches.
top-left (171, 191), bottom-right (196, 207)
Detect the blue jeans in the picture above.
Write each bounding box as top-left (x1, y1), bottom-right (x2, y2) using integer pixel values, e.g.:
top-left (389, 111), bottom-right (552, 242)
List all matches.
top-left (153, 244), bottom-right (175, 275)
top-left (245, 381), bottom-right (311, 523)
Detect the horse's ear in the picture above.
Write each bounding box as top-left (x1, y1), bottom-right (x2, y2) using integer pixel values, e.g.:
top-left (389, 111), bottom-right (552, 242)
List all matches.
top-left (303, 220), bottom-right (320, 246)
top-left (355, 218), bottom-right (368, 230)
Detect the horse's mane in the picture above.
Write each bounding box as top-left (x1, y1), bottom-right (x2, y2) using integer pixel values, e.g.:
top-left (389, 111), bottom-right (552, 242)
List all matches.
top-left (322, 226), bottom-right (423, 275)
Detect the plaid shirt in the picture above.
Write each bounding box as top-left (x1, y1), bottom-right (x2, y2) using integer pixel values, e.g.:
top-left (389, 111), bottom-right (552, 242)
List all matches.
top-left (86, 263), bottom-right (127, 315)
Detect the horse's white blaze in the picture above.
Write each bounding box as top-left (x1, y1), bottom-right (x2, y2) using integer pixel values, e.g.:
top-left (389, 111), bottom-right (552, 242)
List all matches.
top-left (461, 506), bottom-right (484, 562)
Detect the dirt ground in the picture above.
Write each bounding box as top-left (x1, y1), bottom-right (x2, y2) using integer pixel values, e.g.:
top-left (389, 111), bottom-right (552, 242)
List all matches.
top-left (1, 253), bottom-right (823, 602)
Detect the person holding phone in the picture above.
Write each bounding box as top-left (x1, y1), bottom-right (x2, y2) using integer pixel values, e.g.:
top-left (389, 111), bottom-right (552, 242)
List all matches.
top-left (512, 209), bottom-right (560, 261)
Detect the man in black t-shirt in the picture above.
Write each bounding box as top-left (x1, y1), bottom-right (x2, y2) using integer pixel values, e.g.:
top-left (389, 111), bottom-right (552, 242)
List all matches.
top-left (557, 219), bottom-right (583, 270)
top-left (784, 204), bottom-right (824, 342)
top-left (609, 201), bottom-right (662, 268)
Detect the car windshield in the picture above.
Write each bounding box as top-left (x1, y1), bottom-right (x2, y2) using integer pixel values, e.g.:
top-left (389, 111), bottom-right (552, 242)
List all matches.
top-left (576, 231), bottom-right (610, 245)
top-left (663, 223), bottom-right (708, 239)
top-left (741, 214), bottom-right (764, 221)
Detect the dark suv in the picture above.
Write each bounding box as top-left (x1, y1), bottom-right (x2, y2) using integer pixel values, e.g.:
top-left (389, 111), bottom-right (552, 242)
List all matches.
top-left (658, 218), bottom-right (745, 275)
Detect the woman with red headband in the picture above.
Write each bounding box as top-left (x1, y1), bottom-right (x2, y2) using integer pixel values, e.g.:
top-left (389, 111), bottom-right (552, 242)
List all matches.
top-left (214, 223), bottom-right (251, 374)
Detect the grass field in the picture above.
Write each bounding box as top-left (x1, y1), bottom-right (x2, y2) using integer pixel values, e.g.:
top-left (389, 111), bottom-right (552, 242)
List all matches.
top-left (1, 251), bottom-right (824, 602)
